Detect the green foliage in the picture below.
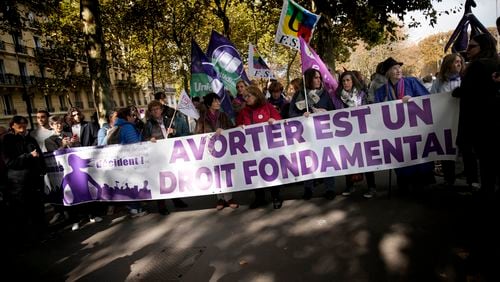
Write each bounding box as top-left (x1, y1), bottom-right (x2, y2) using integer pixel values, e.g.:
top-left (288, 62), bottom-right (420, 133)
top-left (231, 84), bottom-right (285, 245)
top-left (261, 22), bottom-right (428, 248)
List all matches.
top-left (32, 0), bottom-right (88, 96)
top-left (21, 0), bottom-right (446, 97)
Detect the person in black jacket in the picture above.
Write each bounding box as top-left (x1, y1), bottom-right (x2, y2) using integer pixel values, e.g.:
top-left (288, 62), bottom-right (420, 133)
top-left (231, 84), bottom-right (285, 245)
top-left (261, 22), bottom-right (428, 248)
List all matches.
top-left (68, 107), bottom-right (99, 147)
top-left (452, 33), bottom-right (500, 197)
top-left (2, 116), bottom-right (47, 245)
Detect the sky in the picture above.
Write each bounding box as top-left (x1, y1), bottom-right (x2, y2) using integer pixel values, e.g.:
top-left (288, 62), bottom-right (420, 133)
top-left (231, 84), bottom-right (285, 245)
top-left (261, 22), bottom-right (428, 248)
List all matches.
top-left (404, 0), bottom-right (497, 42)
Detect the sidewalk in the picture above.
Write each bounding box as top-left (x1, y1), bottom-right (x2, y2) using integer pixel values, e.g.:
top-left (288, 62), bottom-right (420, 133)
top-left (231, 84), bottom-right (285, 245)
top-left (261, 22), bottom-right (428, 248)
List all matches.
top-left (3, 171), bottom-right (499, 281)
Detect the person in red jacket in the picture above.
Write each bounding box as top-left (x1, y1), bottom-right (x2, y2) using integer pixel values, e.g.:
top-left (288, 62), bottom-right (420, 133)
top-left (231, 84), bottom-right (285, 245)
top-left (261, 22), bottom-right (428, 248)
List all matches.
top-left (236, 86), bottom-right (283, 209)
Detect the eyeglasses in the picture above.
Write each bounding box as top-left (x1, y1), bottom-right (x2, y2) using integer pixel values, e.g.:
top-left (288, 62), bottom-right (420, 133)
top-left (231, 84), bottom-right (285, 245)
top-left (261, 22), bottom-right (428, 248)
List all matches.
top-left (467, 44), bottom-right (479, 49)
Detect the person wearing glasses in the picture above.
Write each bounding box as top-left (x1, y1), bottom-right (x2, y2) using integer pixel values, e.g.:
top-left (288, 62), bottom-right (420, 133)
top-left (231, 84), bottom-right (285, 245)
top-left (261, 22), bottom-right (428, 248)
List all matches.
top-left (67, 107), bottom-right (99, 147)
top-left (452, 33), bottom-right (500, 197)
top-left (236, 86), bottom-right (284, 209)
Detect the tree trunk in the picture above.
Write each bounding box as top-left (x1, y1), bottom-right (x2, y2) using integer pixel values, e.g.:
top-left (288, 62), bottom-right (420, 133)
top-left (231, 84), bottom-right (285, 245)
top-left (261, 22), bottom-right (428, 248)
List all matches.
top-left (81, 0), bottom-right (112, 126)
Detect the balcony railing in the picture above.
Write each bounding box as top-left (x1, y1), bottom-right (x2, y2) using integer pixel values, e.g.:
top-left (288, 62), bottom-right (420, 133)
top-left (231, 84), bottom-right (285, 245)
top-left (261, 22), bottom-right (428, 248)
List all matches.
top-left (3, 109), bottom-right (17, 115)
top-left (0, 74), bottom-right (46, 86)
top-left (20, 75), bottom-right (37, 85)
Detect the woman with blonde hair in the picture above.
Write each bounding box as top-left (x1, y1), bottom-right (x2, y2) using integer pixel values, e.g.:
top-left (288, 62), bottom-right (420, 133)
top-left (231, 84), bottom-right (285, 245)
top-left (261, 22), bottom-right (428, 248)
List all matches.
top-left (431, 53), bottom-right (469, 188)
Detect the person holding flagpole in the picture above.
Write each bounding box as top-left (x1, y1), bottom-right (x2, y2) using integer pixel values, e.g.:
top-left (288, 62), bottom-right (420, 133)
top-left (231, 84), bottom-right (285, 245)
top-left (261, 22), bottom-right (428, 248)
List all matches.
top-left (289, 68), bottom-right (337, 201)
top-left (143, 100), bottom-right (189, 215)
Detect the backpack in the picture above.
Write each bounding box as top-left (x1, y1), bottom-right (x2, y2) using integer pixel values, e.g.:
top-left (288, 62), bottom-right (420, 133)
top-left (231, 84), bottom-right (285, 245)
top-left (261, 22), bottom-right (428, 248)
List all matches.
top-left (105, 126), bottom-right (122, 145)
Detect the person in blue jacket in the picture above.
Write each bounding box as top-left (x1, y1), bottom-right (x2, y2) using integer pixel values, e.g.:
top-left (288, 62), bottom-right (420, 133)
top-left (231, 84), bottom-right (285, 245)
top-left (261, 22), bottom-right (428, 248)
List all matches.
top-left (375, 57), bottom-right (435, 194)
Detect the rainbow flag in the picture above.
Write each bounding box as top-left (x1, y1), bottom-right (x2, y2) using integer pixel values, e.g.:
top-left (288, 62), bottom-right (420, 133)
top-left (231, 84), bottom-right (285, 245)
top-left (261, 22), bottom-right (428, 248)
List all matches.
top-left (275, 0), bottom-right (320, 49)
top-left (248, 43), bottom-right (275, 79)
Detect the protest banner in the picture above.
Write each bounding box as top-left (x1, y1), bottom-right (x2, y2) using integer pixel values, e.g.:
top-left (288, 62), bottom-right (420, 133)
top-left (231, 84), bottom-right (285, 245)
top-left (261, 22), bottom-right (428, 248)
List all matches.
top-left (44, 94), bottom-right (458, 205)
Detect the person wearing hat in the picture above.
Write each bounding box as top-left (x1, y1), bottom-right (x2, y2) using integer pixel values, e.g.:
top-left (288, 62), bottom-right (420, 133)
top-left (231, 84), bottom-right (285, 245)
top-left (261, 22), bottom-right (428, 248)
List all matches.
top-left (374, 57), bottom-right (434, 194)
top-left (374, 57), bottom-right (429, 103)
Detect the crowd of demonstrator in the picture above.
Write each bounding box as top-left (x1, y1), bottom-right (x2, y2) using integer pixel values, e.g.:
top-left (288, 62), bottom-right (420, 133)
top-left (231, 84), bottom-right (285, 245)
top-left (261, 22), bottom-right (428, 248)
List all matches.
top-left (1, 32), bottom-right (499, 248)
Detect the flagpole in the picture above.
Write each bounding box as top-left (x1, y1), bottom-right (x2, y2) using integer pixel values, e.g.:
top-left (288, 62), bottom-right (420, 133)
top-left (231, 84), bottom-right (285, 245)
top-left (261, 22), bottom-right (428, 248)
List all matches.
top-left (166, 108), bottom-right (177, 139)
top-left (300, 39), bottom-right (310, 113)
top-left (302, 74), bottom-right (309, 113)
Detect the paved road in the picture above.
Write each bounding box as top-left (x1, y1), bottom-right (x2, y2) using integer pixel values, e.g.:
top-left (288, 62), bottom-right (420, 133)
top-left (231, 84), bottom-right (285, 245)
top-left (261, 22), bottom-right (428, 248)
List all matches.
top-left (2, 171), bottom-right (499, 281)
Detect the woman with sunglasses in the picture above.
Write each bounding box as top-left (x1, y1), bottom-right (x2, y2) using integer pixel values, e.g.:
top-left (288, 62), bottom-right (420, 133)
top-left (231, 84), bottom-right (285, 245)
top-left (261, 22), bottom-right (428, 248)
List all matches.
top-left (452, 33), bottom-right (500, 197)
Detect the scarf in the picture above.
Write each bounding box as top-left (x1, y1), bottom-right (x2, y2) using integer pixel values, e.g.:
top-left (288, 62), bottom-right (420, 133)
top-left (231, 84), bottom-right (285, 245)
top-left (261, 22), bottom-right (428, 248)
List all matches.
top-left (295, 89), bottom-right (322, 111)
top-left (447, 74), bottom-right (460, 81)
top-left (386, 79), bottom-right (405, 100)
top-left (340, 88), bottom-right (362, 107)
top-left (206, 110), bottom-right (219, 130)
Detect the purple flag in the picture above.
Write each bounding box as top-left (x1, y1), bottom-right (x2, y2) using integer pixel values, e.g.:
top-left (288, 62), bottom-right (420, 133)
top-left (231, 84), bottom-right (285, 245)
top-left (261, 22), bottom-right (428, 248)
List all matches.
top-left (299, 37), bottom-right (339, 107)
top-left (190, 40), bottom-right (234, 118)
top-left (206, 30), bottom-right (250, 97)
top-left (444, 0), bottom-right (491, 53)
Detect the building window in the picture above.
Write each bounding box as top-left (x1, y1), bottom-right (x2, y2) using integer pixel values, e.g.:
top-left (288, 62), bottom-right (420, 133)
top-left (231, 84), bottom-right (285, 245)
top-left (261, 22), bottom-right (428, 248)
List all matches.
top-left (33, 36), bottom-right (41, 48)
top-left (86, 92), bottom-right (94, 108)
top-left (12, 32), bottom-right (27, 54)
top-left (18, 62), bottom-right (28, 84)
top-left (59, 95), bottom-right (68, 111)
top-left (45, 95), bottom-right (54, 112)
top-left (74, 92), bottom-right (83, 109)
top-left (0, 60), bottom-right (5, 84)
top-left (135, 92), bottom-right (140, 105)
top-left (2, 94), bottom-right (14, 115)
top-left (119, 92), bottom-right (125, 106)
top-left (30, 95), bottom-right (36, 112)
